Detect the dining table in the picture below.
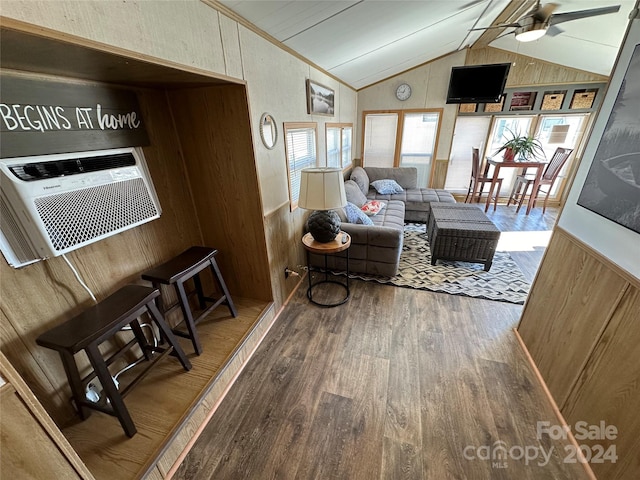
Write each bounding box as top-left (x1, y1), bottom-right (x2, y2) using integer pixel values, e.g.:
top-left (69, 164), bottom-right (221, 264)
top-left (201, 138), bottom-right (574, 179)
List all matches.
top-left (485, 156), bottom-right (548, 215)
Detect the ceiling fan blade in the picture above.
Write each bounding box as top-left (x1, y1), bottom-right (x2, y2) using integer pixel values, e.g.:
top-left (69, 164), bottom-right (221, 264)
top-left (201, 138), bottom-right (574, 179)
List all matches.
top-left (470, 23), bottom-right (522, 31)
top-left (533, 2), bottom-right (559, 22)
top-left (546, 25), bottom-right (564, 37)
top-left (549, 5), bottom-right (621, 26)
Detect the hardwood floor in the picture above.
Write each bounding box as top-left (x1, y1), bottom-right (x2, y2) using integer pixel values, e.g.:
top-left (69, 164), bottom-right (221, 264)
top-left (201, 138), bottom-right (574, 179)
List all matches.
top-left (175, 206), bottom-right (589, 480)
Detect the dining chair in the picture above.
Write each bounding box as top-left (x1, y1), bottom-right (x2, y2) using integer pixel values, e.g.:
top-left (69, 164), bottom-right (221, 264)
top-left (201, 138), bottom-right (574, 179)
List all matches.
top-left (465, 147), bottom-right (503, 211)
top-left (508, 147), bottom-right (573, 214)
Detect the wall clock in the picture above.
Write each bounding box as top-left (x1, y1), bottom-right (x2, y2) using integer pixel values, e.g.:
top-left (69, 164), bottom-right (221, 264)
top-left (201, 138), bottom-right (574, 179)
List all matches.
top-left (395, 83), bottom-right (412, 101)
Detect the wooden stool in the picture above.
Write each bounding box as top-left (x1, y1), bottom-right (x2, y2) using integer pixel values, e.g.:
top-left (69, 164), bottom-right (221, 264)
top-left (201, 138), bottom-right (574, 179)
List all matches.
top-left (36, 285), bottom-right (192, 437)
top-left (141, 246), bottom-right (237, 355)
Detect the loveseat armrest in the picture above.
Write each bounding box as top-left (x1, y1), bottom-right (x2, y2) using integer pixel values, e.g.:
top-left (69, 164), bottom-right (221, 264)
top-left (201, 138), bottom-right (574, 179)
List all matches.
top-left (364, 167), bottom-right (418, 189)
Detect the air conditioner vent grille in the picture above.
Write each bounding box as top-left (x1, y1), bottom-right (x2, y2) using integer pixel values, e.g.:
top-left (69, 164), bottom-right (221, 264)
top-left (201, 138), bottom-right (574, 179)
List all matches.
top-left (9, 153), bottom-right (136, 181)
top-left (34, 177), bottom-right (159, 251)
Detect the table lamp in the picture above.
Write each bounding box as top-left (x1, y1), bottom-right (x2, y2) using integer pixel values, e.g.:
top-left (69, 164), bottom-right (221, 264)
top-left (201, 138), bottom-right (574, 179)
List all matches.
top-left (298, 167), bottom-right (347, 243)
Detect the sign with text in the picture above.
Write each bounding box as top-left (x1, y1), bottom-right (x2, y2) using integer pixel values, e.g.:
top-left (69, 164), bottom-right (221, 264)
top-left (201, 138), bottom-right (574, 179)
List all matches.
top-left (0, 74), bottom-right (149, 158)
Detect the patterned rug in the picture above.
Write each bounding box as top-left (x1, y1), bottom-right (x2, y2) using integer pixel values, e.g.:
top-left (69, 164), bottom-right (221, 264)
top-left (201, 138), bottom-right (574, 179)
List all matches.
top-left (347, 223), bottom-right (530, 305)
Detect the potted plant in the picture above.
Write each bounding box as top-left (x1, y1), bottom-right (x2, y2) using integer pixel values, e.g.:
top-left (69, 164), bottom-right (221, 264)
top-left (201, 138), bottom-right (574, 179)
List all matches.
top-left (494, 128), bottom-right (545, 161)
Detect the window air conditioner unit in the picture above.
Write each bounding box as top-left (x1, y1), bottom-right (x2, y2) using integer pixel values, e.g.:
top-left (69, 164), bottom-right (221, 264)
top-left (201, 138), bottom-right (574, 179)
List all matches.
top-left (0, 147), bottom-right (162, 268)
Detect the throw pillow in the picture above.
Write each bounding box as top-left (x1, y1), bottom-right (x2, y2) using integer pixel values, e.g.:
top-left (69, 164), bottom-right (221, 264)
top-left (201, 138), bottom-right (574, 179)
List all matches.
top-left (371, 179), bottom-right (404, 195)
top-left (344, 202), bottom-right (374, 225)
top-left (361, 200), bottom-right (386, 216)
top-left (344, 180), bottom-right (368, 207)
top-left (350, 166), bottom-right (370, 195)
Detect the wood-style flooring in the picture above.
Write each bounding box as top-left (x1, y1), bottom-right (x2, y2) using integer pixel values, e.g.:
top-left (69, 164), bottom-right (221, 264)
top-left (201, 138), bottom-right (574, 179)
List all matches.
top-left (175, 206), bottom-right (589, 479)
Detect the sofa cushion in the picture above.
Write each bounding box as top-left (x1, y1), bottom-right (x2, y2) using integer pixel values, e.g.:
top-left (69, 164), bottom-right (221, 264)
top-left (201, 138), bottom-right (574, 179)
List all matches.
top-left (344, 180), bottom-right (368, 207)
top-left (350, 166), bottom-right (370, 195)
top-left (365, 167), bottom-right (418, 189)
top-left (370, 200), bottom-right (405, 230)
top-left (344, 202), bottom-right (373, 225)
top-left (371, 179), bottom-right (404, 195)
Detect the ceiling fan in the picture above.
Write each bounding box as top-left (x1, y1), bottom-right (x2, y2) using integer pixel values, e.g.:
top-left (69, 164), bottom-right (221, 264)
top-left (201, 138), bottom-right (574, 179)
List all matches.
top-left (472, 1), bottom-right (622, 42)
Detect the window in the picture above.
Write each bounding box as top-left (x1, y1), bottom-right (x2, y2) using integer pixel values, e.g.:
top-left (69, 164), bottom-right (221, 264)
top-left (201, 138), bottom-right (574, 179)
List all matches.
top-left (399, 112), bottom-right (440, 188)
top-left (445, 116), bottom-right (492, 193)
top-left (284, 123), bottom-right (317, 210)
top-left (326, 123), bottom-right (353, 170)
top-left (363, 113), bottom-right (398, 168)
top-left (363, 110), bottom-right (442, 187)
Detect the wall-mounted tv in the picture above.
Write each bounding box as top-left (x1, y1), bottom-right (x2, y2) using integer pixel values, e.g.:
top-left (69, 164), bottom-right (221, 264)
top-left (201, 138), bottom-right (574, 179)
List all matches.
top-left (446, 63), bottom-right (511, 104)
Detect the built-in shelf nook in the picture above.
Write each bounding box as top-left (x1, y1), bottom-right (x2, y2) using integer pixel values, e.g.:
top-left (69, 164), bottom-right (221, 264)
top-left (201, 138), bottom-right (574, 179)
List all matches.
top-left (1, 20), bottom-right (275, 479)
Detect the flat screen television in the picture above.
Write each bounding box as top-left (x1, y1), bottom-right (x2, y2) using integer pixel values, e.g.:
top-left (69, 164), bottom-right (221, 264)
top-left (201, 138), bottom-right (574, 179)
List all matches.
top-left (446, 63), bottom-right (511, 104)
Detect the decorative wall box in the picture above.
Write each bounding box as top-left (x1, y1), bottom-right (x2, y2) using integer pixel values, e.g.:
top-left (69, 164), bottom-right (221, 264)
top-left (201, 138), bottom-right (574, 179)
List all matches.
top-left (570, 89), bottom-right (597, 109)
top-left (541, 91), bottom-right (566, 110)
top-left (484, 95), bottom-right (505, 112)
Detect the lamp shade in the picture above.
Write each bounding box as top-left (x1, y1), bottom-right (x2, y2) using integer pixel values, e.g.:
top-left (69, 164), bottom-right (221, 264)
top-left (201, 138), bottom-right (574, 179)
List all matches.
top-left (298, 167), bottom-right (347, 211)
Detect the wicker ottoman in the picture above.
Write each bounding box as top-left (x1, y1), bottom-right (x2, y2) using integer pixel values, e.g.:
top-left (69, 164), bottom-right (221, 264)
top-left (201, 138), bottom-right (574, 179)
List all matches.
top-left (427, 203), bottom-right (501, 271)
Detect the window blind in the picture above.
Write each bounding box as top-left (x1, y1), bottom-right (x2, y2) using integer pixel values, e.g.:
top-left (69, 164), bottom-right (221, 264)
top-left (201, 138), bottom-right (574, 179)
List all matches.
top-left (326, 127), bottom-right (340, 168)
top-left (286, 126), bottom-right (317, 206)
top-left (341, 127), bottom-right (352, 168)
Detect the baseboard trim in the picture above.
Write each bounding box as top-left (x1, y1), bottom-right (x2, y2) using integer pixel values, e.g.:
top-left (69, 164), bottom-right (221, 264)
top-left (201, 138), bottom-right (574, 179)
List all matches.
top-left (513, 328), bottom-right (597, 480)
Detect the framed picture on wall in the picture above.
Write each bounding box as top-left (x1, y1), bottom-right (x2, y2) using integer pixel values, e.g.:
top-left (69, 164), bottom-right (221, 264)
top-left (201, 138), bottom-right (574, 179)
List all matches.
top-left (577, 43), bottom-right (640, 234)
top-left (306, 79), bottom-right (335, 116)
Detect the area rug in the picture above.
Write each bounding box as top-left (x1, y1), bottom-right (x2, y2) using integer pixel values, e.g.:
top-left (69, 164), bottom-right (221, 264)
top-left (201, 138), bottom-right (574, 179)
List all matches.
top-left (347, 223), bottom-right (530, 305)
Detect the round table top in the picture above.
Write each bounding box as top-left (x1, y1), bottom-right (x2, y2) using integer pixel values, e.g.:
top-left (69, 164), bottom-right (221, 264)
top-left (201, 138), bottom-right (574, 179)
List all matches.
top-left (302, 232), bottom-right (351, 254)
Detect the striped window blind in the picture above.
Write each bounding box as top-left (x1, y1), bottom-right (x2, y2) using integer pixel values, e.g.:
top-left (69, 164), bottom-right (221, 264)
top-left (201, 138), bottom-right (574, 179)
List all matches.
top-left (341, 127), bottom-right (352, 169)
top-left (285, 124), bottom-right (317, 209)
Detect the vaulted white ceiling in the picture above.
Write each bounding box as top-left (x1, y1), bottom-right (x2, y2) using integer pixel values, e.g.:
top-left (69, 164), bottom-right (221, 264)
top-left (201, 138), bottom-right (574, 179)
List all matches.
top-left (220, 0), bottom-right (635, 89)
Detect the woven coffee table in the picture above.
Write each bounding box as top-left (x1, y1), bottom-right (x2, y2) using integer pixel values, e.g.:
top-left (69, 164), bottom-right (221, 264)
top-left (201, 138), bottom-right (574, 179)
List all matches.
top-left (427, 203), bottom-right (501, 271)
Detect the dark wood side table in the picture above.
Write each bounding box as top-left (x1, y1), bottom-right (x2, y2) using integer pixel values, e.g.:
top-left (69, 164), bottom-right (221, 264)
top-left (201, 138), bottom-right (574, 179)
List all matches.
top-left (302, 231), bottom-right (351, 307)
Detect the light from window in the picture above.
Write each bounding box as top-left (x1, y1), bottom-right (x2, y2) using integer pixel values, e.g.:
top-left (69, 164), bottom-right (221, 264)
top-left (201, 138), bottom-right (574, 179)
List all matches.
top-left (285, 123), bottom-right (317, 210)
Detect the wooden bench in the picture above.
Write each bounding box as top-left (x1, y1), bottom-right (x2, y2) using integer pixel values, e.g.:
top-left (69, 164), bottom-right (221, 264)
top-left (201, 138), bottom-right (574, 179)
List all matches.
top-left (36, 285), bottom-right (192, 437)
top-left (142, 246), bottom-right (237, 355)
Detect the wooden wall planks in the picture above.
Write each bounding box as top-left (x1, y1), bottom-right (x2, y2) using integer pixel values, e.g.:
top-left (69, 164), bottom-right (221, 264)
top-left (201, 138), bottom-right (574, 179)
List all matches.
top-left (166, 84), bottom-right (272, 303)
top-left (263, 201), bottom-right (307, 309)
top-left (517, 228), bottom-right (628, 406)
top-left (518, 227), bottom-right (640, 480)
top-left (0, 351), bottom-right (94, 480)
top-left (466, 47), bottom-right (608, 87)
top-left (561, 285), bottom-right (640, 480)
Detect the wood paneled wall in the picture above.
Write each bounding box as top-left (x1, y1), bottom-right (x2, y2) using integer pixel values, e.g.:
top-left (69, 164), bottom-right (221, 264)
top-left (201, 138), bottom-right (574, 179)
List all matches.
top-left (263, 201), bottom-right (308, 309)
top-left (518, 227), bottom-right (640, 480)
top-left (467, 47), bottom-right (608, 86)
top-left (431, 159), bottom-right (449, 189)
top-left (166, 84), bottom-right (272, 302)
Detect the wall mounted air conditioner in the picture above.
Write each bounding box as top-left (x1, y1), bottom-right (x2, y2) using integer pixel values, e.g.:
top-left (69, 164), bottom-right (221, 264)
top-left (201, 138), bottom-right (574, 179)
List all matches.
top-left (0, 147), bottom-right (162, 268)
